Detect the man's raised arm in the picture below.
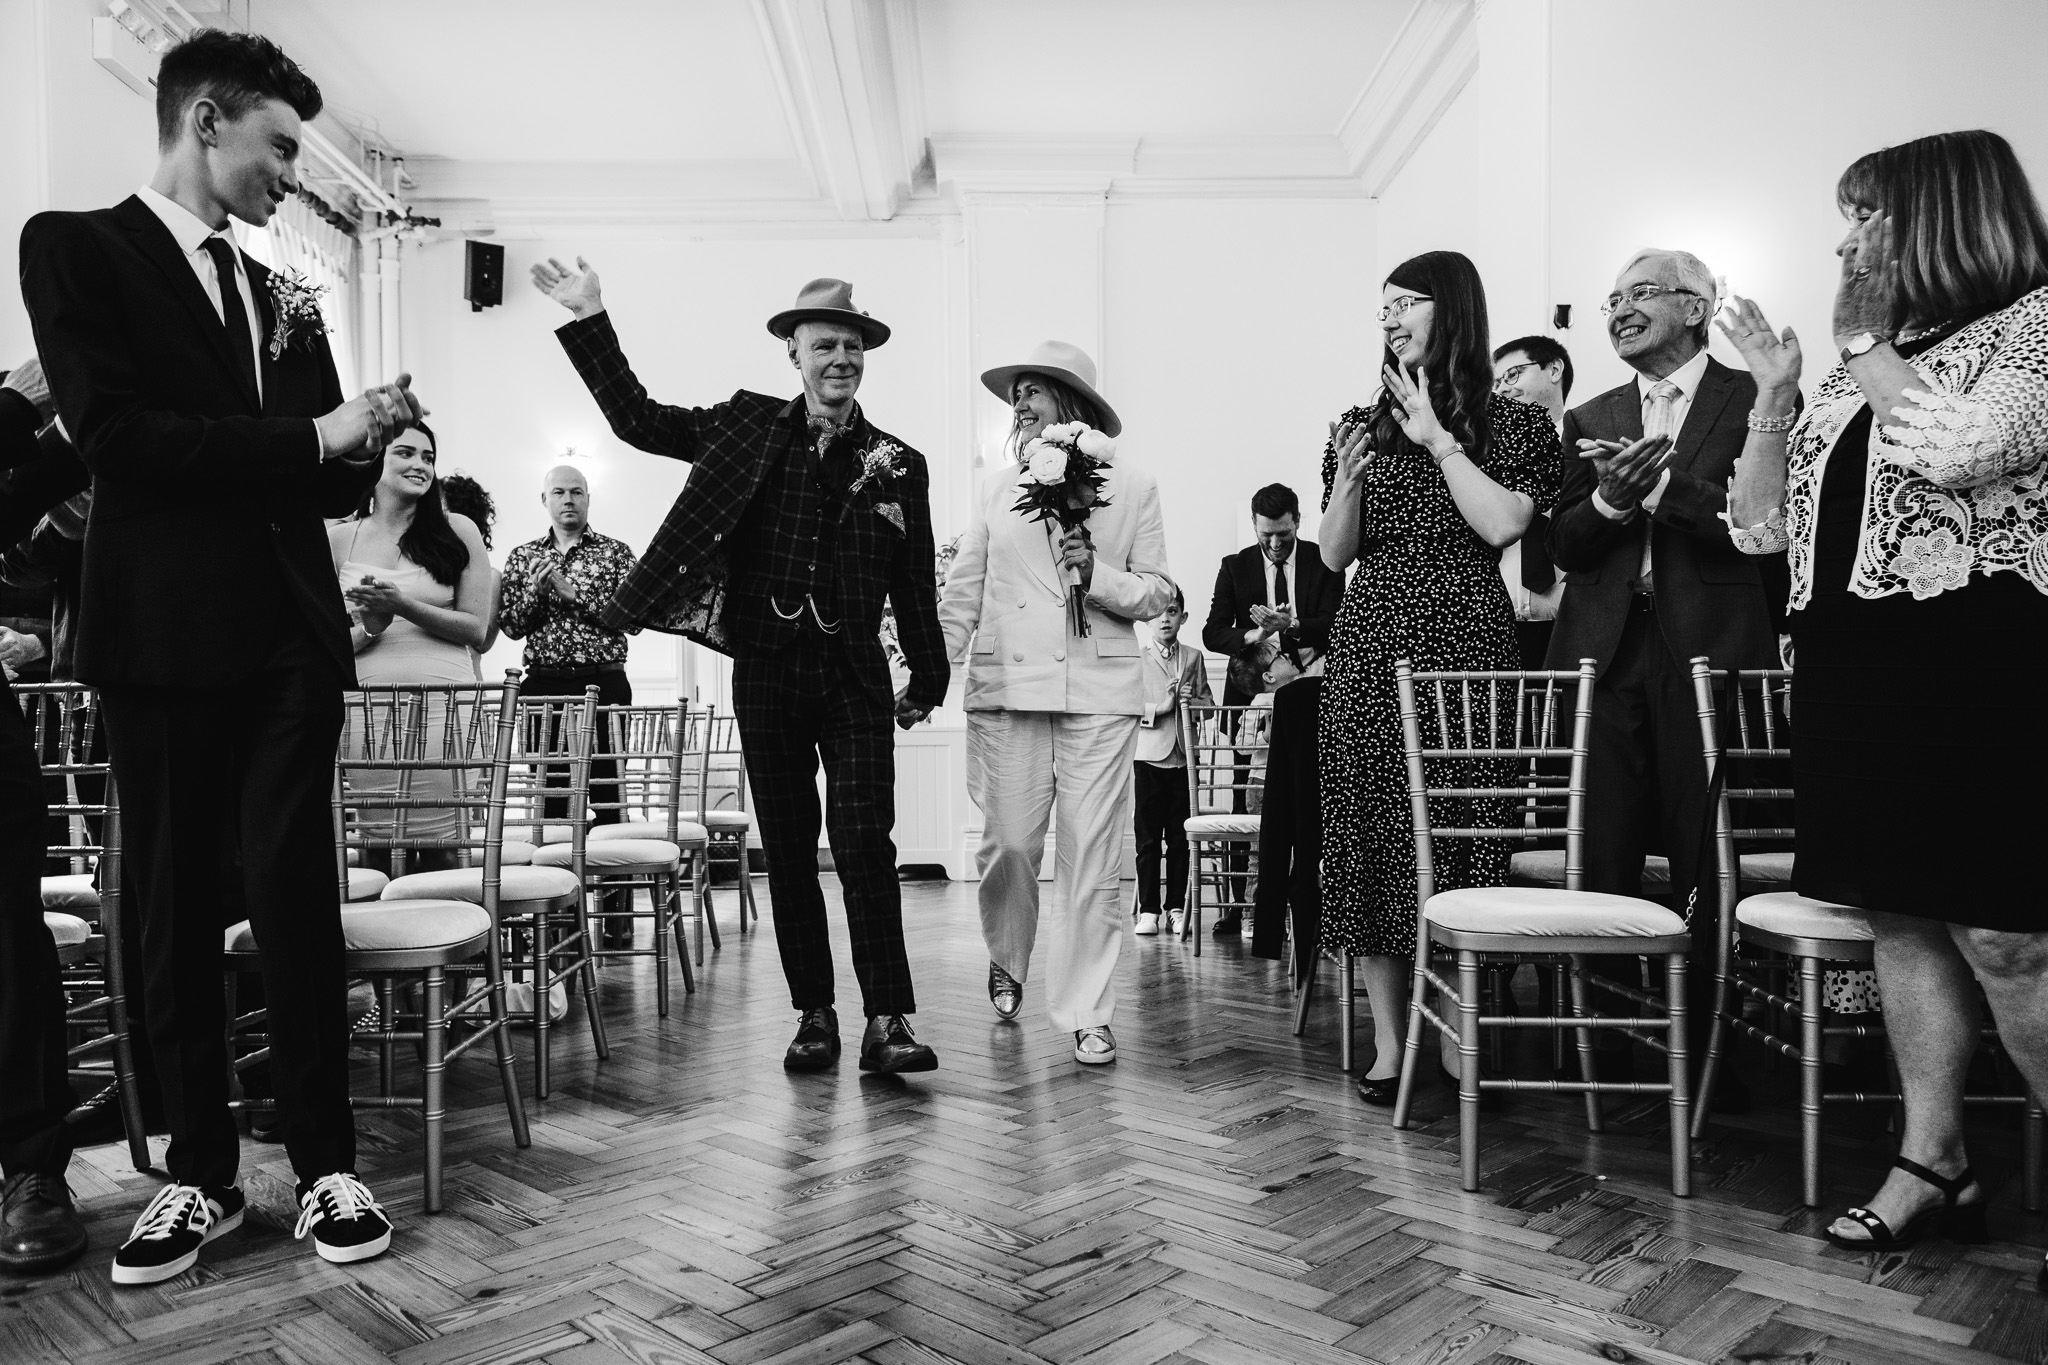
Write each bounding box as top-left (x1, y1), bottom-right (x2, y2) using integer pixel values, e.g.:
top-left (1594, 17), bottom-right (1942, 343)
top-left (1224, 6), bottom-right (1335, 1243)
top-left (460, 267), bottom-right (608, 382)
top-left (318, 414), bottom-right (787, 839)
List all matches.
top-left (534, 255), bottom-right (717, 464)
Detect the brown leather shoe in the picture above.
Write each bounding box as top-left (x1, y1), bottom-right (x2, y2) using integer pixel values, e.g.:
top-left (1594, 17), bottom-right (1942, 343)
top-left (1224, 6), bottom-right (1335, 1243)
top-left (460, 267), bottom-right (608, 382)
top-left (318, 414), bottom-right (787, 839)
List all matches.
top-left (1, 1173), bottom-right (88, 1274)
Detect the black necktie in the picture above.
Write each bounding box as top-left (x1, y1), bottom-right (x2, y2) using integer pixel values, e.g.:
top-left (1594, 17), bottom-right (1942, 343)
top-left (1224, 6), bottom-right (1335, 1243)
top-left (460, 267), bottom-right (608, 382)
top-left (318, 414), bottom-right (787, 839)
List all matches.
top-left (201, 237), bottom-right (260, 405)
top-left (1272, 558), bottom-right (1289, 609)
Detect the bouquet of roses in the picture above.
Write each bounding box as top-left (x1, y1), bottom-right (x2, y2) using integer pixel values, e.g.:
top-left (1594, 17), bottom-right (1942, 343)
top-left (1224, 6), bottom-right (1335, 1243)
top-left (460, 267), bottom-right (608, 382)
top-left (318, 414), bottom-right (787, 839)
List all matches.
top-left (1011, 422), bottom-right (1114, 636)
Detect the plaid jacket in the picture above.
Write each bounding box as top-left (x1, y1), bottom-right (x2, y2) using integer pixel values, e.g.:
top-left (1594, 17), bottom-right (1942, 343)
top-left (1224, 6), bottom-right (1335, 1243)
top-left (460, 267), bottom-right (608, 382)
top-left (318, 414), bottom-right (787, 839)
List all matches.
top-left (556, 312), bottom-right (948, 710)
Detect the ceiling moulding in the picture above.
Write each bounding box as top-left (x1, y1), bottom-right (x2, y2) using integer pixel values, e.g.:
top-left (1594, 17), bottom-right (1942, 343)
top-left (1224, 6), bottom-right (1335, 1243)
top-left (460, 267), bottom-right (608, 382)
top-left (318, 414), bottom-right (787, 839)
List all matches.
top-left (1338, 0), bottom-right (1479, 196)
top-left (749, 0), bottom-right (932, 221)
top-left (931, 135), bottom-right (1141, 197)
top-left (404, 159), bottom-right (821, 206)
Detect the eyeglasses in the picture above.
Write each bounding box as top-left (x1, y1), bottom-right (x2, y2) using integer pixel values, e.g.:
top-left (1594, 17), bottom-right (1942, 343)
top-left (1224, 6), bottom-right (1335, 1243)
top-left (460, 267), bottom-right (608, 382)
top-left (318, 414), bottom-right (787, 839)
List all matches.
top-left (1493, 361), bottom-right (1542, 391)
top-left (1600, 283), bottom-right (1700, 315)
top-left (1377, 294), bottom-right (1431, 323)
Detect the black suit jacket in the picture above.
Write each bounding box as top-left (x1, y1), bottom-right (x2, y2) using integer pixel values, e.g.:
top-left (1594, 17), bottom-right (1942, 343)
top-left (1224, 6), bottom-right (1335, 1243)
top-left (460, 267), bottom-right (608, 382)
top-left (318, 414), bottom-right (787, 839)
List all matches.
top-left (1544, 357), bottom-right (1783, 675)
top-left (1201, 543), bottom-right (1343, 698)
top-left (555, 311), bottom-right (948, 711)
top-left (19, 196), bottom-right (378, 688)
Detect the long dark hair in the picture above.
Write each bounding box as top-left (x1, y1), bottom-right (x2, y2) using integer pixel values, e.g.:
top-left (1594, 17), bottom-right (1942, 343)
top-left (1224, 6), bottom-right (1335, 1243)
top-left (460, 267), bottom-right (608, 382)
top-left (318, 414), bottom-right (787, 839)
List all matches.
top-left (1374, 250), bottom-right (1494, 462)
top-left (1837, 130), bottom-right (2048, 330)
top-left (355, 422), bottom-right (471, 587)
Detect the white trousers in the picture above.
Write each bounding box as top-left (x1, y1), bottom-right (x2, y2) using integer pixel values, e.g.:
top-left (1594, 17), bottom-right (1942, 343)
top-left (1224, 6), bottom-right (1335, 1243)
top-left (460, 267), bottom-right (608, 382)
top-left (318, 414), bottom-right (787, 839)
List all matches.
top-left (967, 710), bottom-right (1140, 1033)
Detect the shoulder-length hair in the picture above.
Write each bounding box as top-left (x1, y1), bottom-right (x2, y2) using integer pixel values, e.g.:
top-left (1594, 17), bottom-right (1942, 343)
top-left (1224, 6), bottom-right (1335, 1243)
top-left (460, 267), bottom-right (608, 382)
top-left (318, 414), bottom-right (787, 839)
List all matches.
top-left (1375, 250), bottom-right (1494, 462)
top-left (354, 421), bottom-right (471, 587)
top-left (1837, 129), bottom-right (2048, 329)
top-left (1005, 373), bottom-right (1105, 460)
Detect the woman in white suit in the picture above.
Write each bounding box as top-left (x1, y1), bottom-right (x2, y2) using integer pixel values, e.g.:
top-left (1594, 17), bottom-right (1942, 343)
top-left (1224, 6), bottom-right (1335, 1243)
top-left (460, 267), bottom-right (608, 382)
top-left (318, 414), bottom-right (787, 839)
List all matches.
top-left (940, 342), bottom-right (1174, 1065)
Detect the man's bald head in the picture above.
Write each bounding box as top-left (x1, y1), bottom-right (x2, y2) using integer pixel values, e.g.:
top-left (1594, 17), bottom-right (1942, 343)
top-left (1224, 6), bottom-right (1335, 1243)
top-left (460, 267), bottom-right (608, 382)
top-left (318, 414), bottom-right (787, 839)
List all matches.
top-left (542, 464), bottom-right (590, 536)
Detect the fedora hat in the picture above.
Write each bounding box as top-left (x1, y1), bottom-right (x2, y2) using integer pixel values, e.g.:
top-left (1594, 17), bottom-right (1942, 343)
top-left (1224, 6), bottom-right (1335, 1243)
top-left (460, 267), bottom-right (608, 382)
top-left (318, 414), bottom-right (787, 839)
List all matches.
top-left (766, 278), bottom-right (890, 349)
top-left (980, 340), bottom-right (1121, 437)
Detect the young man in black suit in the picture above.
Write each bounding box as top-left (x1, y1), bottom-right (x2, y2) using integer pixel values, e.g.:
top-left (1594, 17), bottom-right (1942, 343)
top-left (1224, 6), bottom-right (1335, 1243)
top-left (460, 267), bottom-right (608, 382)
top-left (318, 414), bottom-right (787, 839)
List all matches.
top-left (20, 29), bottom-right (421, 1283)
top-left (532, 260), bottom-right (948, 1076)
top-left (1201, 484), bottom-right (1342, 705)
top-left (1545, 248), bottom-right (1787, 1093)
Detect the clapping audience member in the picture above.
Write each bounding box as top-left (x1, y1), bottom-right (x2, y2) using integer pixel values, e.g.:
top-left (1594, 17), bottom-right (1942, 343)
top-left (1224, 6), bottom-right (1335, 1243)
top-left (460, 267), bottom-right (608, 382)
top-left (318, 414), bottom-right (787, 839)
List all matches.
top-left (439, 472), bottom-right (502, 660)
top-left (1724, 129), bottom-right (2048, 1259)
top-left (1132, 589), bottom-right (1210, 938)
top-left (1491, 337), bottom-right (1571, 667)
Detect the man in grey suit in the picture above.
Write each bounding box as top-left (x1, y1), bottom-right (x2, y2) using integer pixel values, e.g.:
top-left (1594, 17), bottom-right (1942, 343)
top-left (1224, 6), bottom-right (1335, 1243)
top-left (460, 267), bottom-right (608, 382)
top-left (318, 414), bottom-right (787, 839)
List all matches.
top-left (1545, 248), bottom-right (1788, 1091)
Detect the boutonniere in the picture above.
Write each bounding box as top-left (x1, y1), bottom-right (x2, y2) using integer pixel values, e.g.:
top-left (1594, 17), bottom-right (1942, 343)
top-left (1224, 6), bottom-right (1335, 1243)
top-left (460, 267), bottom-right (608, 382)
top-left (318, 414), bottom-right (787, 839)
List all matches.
top-left (848, 437), bottom-right (907, 496)
top-left (266, 268), bottom-right (329, 360)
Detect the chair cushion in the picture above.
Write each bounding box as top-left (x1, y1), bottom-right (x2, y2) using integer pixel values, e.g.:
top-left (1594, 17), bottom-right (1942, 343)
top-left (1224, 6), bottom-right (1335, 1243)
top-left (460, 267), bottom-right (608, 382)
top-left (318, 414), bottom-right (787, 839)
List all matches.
top-left (41, 873), bottom-right (99, 911)
top-left (1507, 851), bottom-right (1671, 891)
top-left (381, 865), bottom-right (580, 906)
top-left (536, 824), bottom-right (583, 846)
top-left (532, 839), bottom-right (683, 871)
top-left (227, 899), bottom-right (491, 954)
top-left (593, 820), bottom-right (711, 844)
top-left (1184, 813), bottom-right (1260, 837)
top-left (1736, 892), bottom-right (1872, 943)
top-left (1739, 851), bottom-right (1794, 889)
top-left (679, 810), bottom-right (752, 832)
top-left (501, 840), bottom-right (536, 866)
top-left (1425, 886), bottom-right (1686, 938)
top-left (346, 867), bottom-right (389, 902)
top-left (45, 911), bottom-right (90, 948)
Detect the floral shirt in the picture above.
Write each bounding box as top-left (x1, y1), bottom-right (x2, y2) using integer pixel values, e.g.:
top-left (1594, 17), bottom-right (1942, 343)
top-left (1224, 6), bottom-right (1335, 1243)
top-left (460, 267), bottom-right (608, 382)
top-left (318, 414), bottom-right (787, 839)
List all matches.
top-left (497, 527), bottom-right (639, 669)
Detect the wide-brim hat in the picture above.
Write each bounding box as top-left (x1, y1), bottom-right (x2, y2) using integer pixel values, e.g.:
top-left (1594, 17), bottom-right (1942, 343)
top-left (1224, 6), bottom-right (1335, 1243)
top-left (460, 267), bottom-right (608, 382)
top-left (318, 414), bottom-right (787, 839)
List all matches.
top-left (980, 340), bottom-right (1121, 437)
top-left (766, 277), bottom-right (890, 349)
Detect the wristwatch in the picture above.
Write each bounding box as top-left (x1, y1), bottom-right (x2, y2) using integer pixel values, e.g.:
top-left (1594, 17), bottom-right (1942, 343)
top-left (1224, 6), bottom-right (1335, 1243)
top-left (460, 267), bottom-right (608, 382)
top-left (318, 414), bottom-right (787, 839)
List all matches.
top-left (1839, 331), bottom-right (1892, 363)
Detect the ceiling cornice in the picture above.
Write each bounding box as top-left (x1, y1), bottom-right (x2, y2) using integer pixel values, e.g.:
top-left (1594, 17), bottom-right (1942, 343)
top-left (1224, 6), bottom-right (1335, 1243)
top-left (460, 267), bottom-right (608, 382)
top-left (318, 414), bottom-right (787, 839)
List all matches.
top-left (1337, 0), bottom-right (1480, 196)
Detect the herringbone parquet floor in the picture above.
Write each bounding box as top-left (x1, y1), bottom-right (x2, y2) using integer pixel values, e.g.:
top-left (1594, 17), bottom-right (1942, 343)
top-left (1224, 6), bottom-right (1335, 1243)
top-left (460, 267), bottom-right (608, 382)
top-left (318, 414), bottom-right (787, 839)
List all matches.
top-left (7, 877), bottom-right (2048, 1365)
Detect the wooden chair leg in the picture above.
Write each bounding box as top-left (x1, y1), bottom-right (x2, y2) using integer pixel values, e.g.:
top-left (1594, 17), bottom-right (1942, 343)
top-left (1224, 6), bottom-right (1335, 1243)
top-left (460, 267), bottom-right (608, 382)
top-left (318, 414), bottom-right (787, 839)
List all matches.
top-left (1568, 956), bottom-right (1603, 1133)
top-left (421, 968), bottom-right (447, 1214)
top-left (1666, 952), bottom-right (1691, 1198)
top-left (1799, 954), bottom-right (1825, 1208)
top-left (1292, 954), bottom-right (1316, 1038)
top-left (1393, 950), bottom-right (1427, 1129)
top-left (1457, 951), bottom-right (1483, 1192)
top-left (1691, 949), bottom-right (1735, 1140)
top-left (1339, 954), bottom-right (1355, 1074)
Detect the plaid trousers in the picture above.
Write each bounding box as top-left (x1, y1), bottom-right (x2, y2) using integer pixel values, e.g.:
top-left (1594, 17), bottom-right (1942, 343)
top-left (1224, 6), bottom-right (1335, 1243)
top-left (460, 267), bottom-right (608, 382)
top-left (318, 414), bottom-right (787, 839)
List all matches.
top-left (732, 637), bottom-right (914, 1017)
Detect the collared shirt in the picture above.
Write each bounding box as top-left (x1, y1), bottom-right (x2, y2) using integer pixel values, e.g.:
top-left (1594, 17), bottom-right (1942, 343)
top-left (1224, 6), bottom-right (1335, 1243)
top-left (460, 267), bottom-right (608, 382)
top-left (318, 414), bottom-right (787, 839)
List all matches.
top-left (1242, 546), bottom-right (1297, 645)
top-left (497, 527), bottom-right (639, 669)
top-left (135, 185), bottom-right (265, 404)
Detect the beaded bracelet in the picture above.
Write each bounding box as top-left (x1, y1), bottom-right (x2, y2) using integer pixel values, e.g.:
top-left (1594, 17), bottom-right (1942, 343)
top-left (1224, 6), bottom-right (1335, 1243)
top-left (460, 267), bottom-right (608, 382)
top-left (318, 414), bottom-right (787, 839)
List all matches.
top-left (1746, 409), bottom-right (1797, 433)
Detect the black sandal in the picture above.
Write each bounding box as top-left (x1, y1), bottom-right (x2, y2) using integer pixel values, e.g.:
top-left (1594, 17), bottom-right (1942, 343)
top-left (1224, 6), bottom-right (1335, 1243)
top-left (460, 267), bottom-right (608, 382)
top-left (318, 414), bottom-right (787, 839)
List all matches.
top-left (1826, 1156), bottom-right (1988, 1252)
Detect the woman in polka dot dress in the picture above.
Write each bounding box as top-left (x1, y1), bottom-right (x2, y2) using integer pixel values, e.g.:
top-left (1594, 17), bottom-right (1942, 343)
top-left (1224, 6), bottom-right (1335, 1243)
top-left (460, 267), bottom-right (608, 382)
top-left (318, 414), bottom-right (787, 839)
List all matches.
top-left (1318, 250), bottom-right (1562, 1105)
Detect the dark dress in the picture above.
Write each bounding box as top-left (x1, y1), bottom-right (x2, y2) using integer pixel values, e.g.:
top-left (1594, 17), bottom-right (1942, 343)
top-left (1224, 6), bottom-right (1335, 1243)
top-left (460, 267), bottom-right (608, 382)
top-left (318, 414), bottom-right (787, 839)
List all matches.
top-left (1319, 393), bottom-right (1562, 958)
top-left (1792, 326), bottom-right (2048, 930)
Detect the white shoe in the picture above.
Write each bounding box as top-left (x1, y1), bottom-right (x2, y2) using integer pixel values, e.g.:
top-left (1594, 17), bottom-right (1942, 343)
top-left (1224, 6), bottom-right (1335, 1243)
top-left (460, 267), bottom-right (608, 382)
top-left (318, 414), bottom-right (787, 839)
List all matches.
top-left (1074, 1026), bottom-right (1117, 1065)
top-left (505, 982), bottom-right (569, 1025)
top-left (1167, 911), bottom-right (1187, 936)
top-left (1134, 912), bottom-right (1161, 937)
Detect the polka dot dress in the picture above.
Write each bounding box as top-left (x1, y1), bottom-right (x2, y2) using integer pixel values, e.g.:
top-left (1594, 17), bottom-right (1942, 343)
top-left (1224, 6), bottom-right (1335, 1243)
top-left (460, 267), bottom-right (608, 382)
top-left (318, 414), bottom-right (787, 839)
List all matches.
top-left (1317, 392), bottom-right (1561, 959)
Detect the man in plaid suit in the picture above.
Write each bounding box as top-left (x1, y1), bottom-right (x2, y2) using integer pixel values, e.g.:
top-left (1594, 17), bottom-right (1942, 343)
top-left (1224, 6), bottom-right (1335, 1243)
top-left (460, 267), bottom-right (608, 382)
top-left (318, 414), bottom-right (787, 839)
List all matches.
top-left (533, 260), bottom-right (947, 1074)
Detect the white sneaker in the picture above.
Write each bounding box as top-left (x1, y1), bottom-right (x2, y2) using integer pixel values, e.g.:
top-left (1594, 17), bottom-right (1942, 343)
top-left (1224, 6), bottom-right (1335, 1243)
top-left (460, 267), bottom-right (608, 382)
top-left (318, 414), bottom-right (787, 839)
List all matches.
top-left (1167, 911), bottom-right (1187, 936)
top-left (1074, 1026), bottom-right (1117, 1065)
top-left (505, 982), bottom-right (569, 1025)
top-left (1134, 912), bottom-right (1161, 937)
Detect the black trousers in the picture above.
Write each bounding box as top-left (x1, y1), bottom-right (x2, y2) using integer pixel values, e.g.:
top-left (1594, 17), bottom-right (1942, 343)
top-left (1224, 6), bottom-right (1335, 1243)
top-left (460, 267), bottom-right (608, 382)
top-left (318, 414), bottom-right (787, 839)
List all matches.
top-left (1131, 761), bottom-right (1190, 916)
top-left (732, 638), bottom-right (913, 1017)
top-left (98, 615), bottom-right (354, 1188)
top-left (0, 681), bottom-right (72, 1179)
top-left (521, 667), bottom-right (632, 825)
top-left (1582, 601), bottom-right (1716, 1028)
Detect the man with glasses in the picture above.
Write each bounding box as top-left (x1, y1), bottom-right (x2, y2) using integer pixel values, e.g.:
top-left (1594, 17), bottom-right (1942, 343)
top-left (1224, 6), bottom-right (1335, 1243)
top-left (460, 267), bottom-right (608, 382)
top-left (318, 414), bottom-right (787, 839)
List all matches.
top-left (1544, 249), bottom-right (1787, 1103)
top-left (1492, 336), bottom-right (1573, 666)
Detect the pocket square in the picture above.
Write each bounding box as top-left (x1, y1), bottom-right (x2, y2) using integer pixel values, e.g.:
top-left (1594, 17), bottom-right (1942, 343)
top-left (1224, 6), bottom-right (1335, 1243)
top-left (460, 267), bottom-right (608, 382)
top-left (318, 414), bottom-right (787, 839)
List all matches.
top-left (874, 501), bottom-right (905, 532)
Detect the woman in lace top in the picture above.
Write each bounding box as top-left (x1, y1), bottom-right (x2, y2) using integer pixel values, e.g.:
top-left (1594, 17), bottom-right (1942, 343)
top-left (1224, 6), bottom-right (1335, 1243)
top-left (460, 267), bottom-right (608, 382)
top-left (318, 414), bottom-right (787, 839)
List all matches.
top-left (1722, 130), bottom-right (2048, 1260)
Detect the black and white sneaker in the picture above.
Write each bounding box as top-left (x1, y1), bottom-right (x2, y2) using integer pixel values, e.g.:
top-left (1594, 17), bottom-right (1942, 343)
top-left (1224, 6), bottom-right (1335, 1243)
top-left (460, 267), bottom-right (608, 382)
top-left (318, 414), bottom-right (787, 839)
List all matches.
top-left (111, 1183), bottom-right (243, 1285)
top-left (294, 1173), bottom-right (392, 1264)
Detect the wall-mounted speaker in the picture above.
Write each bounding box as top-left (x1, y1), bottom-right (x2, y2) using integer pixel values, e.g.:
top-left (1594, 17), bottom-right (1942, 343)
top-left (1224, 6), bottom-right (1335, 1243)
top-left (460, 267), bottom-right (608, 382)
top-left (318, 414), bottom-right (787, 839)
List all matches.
top-left (464, 241), bottom-right (504, 312)
top-left (1552, 303), bottom-right (1571, 330)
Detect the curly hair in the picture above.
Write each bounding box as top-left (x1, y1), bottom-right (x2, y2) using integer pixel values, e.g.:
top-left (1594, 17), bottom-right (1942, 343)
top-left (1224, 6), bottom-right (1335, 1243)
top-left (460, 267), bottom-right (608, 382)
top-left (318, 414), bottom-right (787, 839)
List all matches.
top-left (156, 29), bottom-right (321, 151)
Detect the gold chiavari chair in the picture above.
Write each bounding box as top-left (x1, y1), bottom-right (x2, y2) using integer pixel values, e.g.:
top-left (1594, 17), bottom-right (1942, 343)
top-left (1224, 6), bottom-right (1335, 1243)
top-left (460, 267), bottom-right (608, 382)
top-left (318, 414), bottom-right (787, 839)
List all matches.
top-left (685, 708), bottom-right (756, 938)
top-left (1177, 702), bottom-right (1268, 954)
top-left (1390, 661), bottom-right (1693, 1196)
top-left (535, 700), bottom-right (708, 1013)
top-left (23, 684), bottom-right (148, 1172)
top-left (1688, 662), bottom-right (2043, 1209)
top-left (225, 676), bottom-right (531, 1212)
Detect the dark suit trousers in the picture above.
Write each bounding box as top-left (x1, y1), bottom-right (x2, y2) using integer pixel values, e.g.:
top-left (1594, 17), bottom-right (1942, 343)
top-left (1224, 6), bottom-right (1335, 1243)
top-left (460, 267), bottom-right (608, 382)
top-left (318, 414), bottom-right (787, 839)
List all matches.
top-left (522, 668), bottom-right (633, 825)
top-left (732, 638), bottom-right (914, 1017)
top-left (1583, 601), bottom-right (1715, 1027)
top-left (1131, 761), bottom-right (1190, 916)
top-left (98, 614), bottom-right (354, 1188)
top-left (0, 681), bottom-right (73, 1178)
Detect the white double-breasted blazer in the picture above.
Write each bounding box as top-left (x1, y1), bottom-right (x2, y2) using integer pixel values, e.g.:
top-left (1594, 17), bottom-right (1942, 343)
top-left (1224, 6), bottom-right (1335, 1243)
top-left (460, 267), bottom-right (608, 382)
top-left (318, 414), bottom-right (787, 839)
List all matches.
top-left (939, 458), bottom-right (1174, 714)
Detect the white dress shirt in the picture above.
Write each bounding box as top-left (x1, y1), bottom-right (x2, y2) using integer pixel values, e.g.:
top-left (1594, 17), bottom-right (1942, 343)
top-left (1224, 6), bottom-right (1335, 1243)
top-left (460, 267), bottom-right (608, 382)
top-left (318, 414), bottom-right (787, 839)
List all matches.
top-left (136, 185), bottom-right (266, 403)
top-left (1592, 346), bottom-right (1711, 587)
top-left (1242, 547), bottom-right (1297, 644)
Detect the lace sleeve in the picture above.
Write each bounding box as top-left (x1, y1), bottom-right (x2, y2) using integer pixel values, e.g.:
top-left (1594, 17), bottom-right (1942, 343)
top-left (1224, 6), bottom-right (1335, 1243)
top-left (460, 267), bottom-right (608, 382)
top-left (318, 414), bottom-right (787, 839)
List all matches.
top-left (1721, 506), bottom-right (1789, 555)
top-left (1873, 292), bottom-right (2048, 488)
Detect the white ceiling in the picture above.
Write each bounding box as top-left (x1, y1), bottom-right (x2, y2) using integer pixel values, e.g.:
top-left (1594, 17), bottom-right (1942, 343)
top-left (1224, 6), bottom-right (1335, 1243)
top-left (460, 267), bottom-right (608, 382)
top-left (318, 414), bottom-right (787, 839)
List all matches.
top-left (233, 0), bottom-right (1470, 230)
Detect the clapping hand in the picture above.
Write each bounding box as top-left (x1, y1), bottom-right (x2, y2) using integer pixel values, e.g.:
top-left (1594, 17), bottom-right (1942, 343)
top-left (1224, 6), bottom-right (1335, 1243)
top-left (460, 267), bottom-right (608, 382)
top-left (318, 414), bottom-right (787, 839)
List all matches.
top-left (1716, 295), bottom-right (1803, 398)
top-left (1328, 416), bottom-right (1372, 491)
top-left (1250, 603), bottom-right (1296, 638)
top-left (2, 358), bottom-right (51, 417)
top-left (1382, 363), bottom-right (1451, 453)
top-left (531, 257), bottom-right (605, 321)
top-left (344, 575), bottom-right (408, 621)
top-left (545, 567), bottom-right (580, 604)
top-left (1832, 210), bottom-right (1898, 347)
top-left (1577, 433), bottom-right (1673, 514)
top-left (318, 373), bottom-right (427, 461)
top-left (0, 626), bottom-right (43, 673)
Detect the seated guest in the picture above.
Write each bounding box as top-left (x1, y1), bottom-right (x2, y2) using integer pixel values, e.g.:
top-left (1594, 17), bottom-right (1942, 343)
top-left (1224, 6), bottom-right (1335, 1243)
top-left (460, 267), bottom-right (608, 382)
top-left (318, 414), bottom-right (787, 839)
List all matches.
top-left (1724, 129), bottom-right (2048, 1260)
top-left (1545, 247), bottom-right (1784, 1091)
top-left (1492, 336), bottom-right (1572, 667)
top-left (1133, 588), bottom-right (1211, 938)
top-left (1203, 484), bottom-right (1341, 704)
